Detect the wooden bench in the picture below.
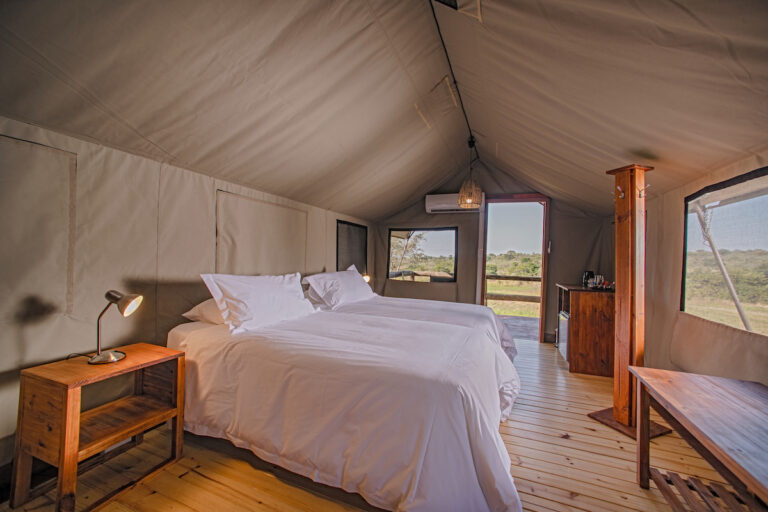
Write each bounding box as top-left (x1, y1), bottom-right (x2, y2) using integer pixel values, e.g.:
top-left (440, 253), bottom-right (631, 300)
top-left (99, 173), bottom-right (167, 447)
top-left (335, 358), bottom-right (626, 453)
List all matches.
top-left (631, 366), bottom-right (768, 511)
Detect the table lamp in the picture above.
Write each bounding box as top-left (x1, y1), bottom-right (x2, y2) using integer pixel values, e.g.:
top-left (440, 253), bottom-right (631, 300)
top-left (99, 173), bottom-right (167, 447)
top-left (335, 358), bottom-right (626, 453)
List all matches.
top-left (90, 289), bottom-right (143, 364)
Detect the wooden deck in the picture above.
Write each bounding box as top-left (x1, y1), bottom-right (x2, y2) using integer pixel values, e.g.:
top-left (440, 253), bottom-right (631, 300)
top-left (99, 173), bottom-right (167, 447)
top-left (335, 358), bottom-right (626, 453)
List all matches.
top-left (2, 335), bottom-right (725, 511)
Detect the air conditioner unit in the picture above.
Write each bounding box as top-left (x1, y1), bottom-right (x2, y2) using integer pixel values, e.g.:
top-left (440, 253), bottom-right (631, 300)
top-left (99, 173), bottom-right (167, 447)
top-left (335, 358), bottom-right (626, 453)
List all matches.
top-left (425, 193), bottom-right (484, 214)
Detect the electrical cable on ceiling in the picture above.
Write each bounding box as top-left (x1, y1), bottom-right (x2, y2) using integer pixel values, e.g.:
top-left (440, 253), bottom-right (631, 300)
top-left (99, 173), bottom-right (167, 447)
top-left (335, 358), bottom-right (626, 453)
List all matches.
top-left (428, 0), bottom-right (478, 160)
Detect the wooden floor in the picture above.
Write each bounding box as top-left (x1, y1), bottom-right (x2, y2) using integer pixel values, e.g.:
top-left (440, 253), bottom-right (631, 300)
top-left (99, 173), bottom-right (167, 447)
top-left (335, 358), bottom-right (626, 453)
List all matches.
top-left (2, 330), bottom-right (725, 512)
top-left (505, 331), bottom-right (724, 511)
top-left (500, 315), bottom-right (540, 341)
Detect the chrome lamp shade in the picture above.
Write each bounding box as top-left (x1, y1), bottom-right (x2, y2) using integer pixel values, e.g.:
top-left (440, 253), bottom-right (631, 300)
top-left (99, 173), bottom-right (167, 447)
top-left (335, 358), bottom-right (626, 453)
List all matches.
top-left (90, 290), bottom-right (143, 364)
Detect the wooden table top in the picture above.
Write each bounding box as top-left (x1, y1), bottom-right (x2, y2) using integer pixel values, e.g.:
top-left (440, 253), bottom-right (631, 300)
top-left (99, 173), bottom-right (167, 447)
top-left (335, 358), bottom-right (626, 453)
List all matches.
top-left (630, 366), bottom-right (768, 503)
top-left (21, 343), bottom-right (183, 388)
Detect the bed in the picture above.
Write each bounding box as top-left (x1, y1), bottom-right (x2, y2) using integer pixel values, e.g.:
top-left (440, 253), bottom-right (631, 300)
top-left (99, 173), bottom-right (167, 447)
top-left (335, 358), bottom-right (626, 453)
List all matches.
top-left (329, 295), bottom-right (517, 361)
top-left (170, 270), bottom-right (522, 511)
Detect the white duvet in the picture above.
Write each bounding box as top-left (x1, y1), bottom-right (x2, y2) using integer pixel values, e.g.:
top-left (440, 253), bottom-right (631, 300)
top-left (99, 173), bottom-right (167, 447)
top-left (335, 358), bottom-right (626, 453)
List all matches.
top-left (332, 295), bottom-right (518, 361)
top-left (169, 312), bottom-right (521, 511)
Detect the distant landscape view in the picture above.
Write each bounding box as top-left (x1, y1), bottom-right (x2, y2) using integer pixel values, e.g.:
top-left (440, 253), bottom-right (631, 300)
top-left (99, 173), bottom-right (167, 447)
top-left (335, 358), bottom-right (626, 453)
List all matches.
top-left (684, 187), bottom-right (768, 336)
top-left (485, 202), bottom-right (545, 318)
top-left (387, 232), bottom-right (543, 316)
top-left (485, 251), bottom-right (542, 317)
top-left (388, 229), bottom-right (456, 281)
top-left (684, 249), bottom-right (768, 335)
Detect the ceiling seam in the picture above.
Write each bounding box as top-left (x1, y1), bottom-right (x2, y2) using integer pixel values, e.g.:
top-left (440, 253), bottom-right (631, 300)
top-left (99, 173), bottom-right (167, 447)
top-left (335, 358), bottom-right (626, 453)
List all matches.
top-left (0, 24), bottom-right (177, 162)
top-left (362, 0), bottom-right (464, 173)
top-left (428, 0), bottom-right (475, 151)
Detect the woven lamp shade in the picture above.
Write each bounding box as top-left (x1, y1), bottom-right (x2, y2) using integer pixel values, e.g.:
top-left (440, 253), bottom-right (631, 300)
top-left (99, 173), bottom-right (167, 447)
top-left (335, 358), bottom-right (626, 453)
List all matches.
top-left (458, 178), bottom-right (482, 209)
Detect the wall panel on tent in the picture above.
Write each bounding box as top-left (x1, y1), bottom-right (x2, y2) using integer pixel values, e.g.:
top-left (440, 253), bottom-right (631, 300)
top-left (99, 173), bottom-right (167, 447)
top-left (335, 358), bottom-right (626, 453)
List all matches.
top-left (0, 1), bottom-right (767, 511)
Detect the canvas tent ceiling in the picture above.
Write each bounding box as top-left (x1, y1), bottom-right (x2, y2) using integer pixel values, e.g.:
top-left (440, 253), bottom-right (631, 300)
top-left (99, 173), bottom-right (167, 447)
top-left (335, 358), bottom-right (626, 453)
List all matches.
top-left (436, 0), bottom-right (768, 214)
top-left (1, 0), bottom-right (767, 219)
top-left (0, 1), bottom-right (468, 221)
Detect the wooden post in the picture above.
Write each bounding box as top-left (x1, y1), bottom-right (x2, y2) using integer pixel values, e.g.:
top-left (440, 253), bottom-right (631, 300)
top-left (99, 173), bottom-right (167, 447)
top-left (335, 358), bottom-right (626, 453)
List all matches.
top-left (588, 164), bottom-right (671, 439)
top-left (608, 164), bottom-right (652, 426)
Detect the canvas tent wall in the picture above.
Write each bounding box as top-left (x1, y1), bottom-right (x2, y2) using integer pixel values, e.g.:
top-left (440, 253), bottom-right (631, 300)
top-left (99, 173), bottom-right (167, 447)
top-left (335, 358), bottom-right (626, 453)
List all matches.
top-left (374, 161), bottom-right (615, 340)
top-left (645, 150), bottom-right (768, 382)
top-left (0, 115), bottom-right (373, 466)
top-left (422, 0), bottom-right (768, 379)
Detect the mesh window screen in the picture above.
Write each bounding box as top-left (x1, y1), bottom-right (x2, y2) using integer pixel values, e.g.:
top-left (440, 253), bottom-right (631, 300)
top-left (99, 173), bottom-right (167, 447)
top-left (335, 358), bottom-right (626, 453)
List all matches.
top-left (682, 167), bottom-right (768, 336)
top-left (337, 220), bottom-right (368, 273)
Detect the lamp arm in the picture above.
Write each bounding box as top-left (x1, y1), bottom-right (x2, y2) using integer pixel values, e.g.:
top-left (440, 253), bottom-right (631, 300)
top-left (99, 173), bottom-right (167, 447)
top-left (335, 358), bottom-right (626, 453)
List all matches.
top-left (96, 302), bottom-right (113, 355)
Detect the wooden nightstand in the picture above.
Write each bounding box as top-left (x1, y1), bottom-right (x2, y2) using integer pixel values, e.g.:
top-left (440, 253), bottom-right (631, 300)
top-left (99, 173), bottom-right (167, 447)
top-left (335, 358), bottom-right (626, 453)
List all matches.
top-left (10, 343), bottom-right (185, 512)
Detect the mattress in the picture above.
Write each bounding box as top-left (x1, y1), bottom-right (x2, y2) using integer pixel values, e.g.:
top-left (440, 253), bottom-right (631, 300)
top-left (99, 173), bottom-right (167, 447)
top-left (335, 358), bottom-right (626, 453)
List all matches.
top-left (169, 312), bottom-right (522, 511)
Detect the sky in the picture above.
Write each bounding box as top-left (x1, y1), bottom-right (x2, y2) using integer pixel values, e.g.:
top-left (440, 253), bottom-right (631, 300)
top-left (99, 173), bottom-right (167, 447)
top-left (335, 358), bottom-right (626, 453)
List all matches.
top-left (685, 194), bottom-right (768, 251)
top-left (416, 202), bottom-right (545, 256)
top-left (486, 202), bottom-right (544, 254)
top-left (419, 229), bottom-right (456, 257)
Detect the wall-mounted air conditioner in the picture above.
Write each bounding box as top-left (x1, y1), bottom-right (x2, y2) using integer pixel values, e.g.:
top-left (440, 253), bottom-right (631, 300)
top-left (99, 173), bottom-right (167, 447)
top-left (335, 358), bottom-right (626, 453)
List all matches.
top-left (425, 193), bottom-right (485, 214)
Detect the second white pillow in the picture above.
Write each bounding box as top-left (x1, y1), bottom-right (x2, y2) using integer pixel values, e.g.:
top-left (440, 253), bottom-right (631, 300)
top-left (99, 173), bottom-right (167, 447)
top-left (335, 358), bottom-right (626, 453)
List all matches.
top-left (302, 265), bottom-right (374, 309)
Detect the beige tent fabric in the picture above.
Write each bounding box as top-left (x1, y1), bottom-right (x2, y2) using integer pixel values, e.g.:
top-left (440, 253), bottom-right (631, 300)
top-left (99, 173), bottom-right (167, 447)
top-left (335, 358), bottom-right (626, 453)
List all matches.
top-left (375, 161), bottom-right (614, 337)
top-left (216, 190), bottom-right (309, 275)
top-left (0, 136), bottom-right (78, 367)
top-left (2, 1), bottom-right (766, 220)
top-left (0, 115), bottom-right (373, 465)
top-left (645, 148), bottom-right (768, 381)
top-left (435, 0), bottom-right (768, 215)
top-left (0, 0), bottom-right (468, 221)
top-left (670, 313), bottom-right (768, 385)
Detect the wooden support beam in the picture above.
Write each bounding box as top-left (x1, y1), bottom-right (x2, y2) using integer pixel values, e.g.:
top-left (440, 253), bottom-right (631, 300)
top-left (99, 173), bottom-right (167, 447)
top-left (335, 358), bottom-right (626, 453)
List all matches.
top-left (606, 164), bottom-right (652, 427)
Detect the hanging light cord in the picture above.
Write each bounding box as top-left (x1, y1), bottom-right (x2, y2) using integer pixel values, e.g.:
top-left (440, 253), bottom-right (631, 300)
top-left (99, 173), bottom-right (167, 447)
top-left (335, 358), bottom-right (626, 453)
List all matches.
top-left (428, 0), bottom-right (479, 161)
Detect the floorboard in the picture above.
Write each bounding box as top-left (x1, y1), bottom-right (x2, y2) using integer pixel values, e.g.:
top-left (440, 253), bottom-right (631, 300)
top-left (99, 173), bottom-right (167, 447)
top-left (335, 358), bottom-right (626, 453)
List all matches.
top-left (0, 319), bottom-right (725, 511)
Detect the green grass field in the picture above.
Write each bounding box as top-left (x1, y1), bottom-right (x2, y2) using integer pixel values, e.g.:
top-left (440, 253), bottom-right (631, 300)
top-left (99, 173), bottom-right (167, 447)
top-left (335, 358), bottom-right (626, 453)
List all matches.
top-left (486, 300), bottom-right (541, 317)
top-left (685, 298), bottom-right (768, 336)
top-left (485, 279), bottom-right (541, 317)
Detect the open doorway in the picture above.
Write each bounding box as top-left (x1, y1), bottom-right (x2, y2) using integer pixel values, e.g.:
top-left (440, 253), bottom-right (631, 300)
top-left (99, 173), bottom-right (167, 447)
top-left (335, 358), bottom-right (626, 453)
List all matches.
top-left (482, 194), bottom-right (550, 342)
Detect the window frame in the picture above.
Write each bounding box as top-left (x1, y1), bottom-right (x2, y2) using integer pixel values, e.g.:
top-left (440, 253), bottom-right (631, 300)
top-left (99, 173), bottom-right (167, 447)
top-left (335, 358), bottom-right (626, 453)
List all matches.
top-left (386, 227), bottom-right (459, 283)
top-left (336, 219), bottom-right (368, 273)
top-left (680, 165), bottom-right (768, 312)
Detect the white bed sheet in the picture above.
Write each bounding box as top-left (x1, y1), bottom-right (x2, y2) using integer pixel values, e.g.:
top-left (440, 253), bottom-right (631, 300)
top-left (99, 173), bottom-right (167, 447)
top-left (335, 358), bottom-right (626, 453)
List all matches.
top-left (331, 295), bottom-right (518, 361)
top-left (169, 313), bottom-right (521, 511)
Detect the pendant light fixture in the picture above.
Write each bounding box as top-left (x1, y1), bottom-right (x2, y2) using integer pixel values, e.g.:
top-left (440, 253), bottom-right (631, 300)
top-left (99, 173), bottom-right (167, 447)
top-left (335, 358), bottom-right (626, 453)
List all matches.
top-left (458, 135), bottom-right (482, 209)
top-left (429, 1), bottom-right (483, 210)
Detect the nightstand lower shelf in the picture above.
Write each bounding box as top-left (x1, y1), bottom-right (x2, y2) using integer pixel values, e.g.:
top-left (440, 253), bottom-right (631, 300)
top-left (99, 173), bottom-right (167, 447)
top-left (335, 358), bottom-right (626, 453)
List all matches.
top-left (79, 395), bottom-right (177, 461)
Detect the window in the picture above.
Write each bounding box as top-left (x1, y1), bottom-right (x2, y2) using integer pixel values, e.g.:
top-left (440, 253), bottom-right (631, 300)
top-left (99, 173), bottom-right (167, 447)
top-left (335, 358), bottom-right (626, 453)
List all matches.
top-left (681, 167), bottom-right (768, 336)
top-left (387, 228), bottom-right (457, 282)
top-left (336, 220), bottom-right (367, 273)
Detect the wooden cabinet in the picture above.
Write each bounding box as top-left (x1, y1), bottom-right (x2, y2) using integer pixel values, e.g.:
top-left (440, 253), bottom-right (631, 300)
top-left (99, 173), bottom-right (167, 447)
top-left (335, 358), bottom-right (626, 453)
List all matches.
top-left (556, 284), bottom-right (614, 377)
top-left (10, 343), bottom-right (184, 512)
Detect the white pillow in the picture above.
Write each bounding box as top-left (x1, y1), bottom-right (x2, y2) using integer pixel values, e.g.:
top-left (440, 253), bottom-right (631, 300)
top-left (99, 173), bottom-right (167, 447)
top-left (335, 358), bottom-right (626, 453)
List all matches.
top-left (182, 298), bottom-right (225, 324)
top-left (302, 265), bottom-right (374, 309)
top-left (304, 287), bottom-right (330, 310)
top-left (201, 273), bottom-right (315, 334)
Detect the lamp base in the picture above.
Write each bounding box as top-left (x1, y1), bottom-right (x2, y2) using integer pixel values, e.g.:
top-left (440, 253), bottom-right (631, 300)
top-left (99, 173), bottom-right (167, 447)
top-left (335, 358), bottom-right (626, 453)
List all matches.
top-left (88, 350), bottom-right (126, 365)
